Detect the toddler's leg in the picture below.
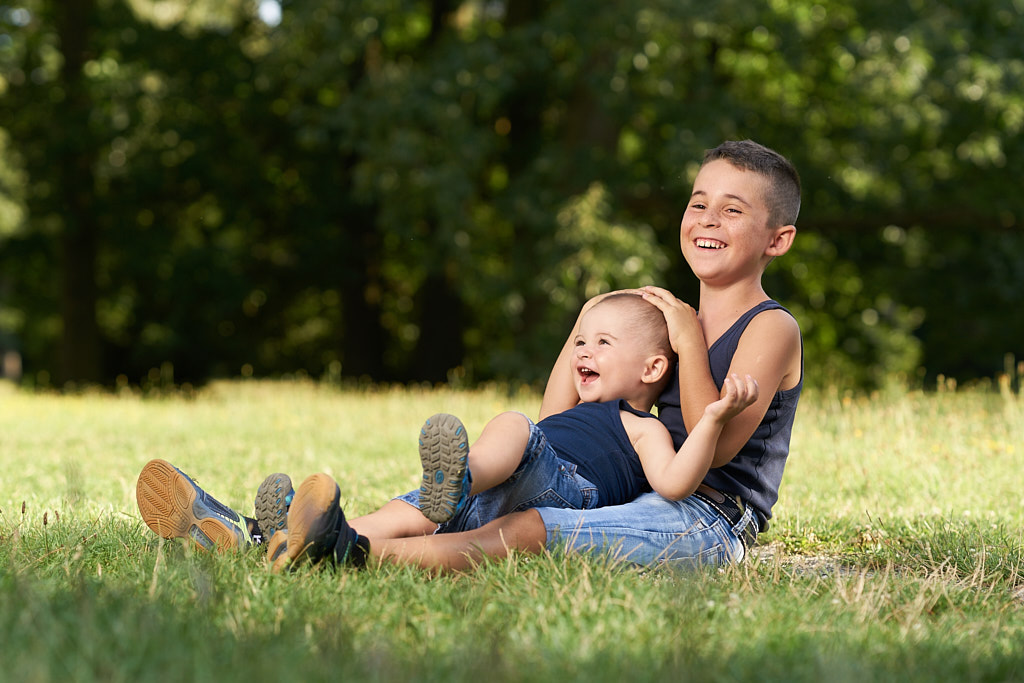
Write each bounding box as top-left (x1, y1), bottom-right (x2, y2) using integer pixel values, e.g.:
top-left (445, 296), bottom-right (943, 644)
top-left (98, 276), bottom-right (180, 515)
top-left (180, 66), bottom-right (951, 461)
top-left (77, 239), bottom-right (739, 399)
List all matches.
top-left (463, 411), bottom-right (530, 491)
top-left (418, 412), bottom-right (531, 524)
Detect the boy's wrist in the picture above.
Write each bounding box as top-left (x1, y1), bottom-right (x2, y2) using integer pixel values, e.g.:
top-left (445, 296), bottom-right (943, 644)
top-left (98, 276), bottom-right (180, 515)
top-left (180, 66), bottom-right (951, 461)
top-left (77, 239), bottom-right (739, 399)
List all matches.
top-left (673, 336), bottom-right (707, 359)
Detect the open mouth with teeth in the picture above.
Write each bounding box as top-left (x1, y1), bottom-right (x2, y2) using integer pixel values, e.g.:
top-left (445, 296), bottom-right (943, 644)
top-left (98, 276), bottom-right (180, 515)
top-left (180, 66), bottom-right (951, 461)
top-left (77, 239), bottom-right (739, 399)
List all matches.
top-left (578, 366), bottom-right (599, 385)
top-left (695, 238), bottom-right (726, 249)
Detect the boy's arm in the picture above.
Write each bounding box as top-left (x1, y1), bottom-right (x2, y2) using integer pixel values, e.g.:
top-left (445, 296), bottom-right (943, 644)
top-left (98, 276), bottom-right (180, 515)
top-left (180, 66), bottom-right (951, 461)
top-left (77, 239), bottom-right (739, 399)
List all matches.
top-left (538, 329), bottom-right (581, 420)
top-left (539, 289), bottom-right (643, 420)
top-left (642, 287), bottom-right (801, 467)
top-left (694, 311), bottom-right (799, 466)
top-left (630, 374), bottom-right (758, 500)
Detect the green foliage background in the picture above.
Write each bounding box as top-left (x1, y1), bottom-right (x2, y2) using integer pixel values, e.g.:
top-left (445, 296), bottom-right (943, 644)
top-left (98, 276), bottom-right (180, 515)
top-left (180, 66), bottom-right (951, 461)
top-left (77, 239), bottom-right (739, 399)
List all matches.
top-left (0, 0), bottom-right (1022, 389)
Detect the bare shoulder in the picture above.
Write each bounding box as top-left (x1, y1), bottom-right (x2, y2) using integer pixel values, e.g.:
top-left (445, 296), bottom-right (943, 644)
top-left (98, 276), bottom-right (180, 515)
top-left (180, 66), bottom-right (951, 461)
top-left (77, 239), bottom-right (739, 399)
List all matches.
top-left (736, 308), bottom-right (802, 390)
top-left (620, 408), bottom-right (671, 446)
top-left (744, 307), bottom-right (801, 343)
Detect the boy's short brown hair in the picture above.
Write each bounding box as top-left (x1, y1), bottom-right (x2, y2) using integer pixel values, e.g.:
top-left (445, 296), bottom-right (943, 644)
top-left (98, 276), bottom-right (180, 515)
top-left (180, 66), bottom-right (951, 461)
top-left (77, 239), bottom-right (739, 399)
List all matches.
top-left (703, 140), bottom-right (801, 228)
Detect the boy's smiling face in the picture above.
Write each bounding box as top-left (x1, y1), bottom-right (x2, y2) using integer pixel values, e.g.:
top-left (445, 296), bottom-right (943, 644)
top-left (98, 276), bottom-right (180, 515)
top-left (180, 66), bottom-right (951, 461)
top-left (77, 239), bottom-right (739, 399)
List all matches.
top-left (679, 159), bottom-right (785, 288)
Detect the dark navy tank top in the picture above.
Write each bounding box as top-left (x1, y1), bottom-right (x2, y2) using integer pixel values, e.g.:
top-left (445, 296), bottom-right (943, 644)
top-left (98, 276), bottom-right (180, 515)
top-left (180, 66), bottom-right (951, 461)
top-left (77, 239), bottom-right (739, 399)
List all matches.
top-left (538, 399), bottom-right (655, 506)
top-left (657, 300), bottom-right (802, 527)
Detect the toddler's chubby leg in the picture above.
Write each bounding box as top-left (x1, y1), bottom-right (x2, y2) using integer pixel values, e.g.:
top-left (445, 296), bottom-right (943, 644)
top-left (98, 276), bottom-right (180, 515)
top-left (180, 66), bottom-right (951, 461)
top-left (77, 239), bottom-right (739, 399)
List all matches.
top-left (418, 411), bottom-right (532, 524)
top-left (462, 411), bottom-right (531, 491)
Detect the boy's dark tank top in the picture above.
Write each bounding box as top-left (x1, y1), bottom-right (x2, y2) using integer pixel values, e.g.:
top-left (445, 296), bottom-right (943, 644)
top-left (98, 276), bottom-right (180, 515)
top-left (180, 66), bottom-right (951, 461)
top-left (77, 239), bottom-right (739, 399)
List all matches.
top-left (656, 300), bottom-right (803, 527)
top-left (538, 399), bottom-right (655, 507)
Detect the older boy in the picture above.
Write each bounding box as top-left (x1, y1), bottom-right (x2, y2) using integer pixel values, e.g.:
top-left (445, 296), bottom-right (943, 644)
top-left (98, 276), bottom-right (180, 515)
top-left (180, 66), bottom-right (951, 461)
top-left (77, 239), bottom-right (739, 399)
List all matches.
top-left (278, 139), bottom-right (802, 571)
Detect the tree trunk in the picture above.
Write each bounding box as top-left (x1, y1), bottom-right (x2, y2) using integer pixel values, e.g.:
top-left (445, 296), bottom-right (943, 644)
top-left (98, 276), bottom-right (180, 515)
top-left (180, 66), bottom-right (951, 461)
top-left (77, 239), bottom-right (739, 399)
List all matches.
top-left (338, 211), bottom-right (388, 380)
top-left (411, 271), bottom-right (464, 383)
top-left (55, 0), bottom-right (102, 384)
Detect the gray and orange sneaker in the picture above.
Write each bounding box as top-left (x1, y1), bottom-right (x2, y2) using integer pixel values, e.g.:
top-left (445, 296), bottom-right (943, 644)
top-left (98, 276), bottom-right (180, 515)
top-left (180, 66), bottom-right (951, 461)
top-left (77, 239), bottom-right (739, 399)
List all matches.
top-left (417, 413), bottom-right (472, 524)
top-left (254, 472), bottom-right (294, 542)
top-left (136, 458), bottom-right (253, 551)
top-left (265, 529), bottom-right (290, 564)
top-left (271, 473), bottom-right (367, 573)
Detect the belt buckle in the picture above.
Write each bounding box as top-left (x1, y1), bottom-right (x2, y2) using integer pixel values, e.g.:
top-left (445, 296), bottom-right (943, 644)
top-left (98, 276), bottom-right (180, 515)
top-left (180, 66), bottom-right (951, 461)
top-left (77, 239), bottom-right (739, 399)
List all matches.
top-left (734, 498), bottom-right (759, 549)
top-left (696, 486), bottom-right (757, 549)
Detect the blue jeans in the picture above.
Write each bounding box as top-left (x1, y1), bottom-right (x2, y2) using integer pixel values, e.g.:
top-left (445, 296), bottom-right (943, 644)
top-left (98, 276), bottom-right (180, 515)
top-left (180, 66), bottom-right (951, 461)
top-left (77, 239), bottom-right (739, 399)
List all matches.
top-left (396, 416), bottom-right (600, 533)
top-left (537, 491), bottom-right (754, 570)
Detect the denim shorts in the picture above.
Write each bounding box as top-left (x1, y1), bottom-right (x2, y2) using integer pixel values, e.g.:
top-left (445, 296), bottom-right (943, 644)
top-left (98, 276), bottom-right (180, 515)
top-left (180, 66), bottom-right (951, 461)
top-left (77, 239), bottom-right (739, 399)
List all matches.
top-left (537, 491), bottom-right (754, 570)
top-left (395, 415), bottom-right (599, 533)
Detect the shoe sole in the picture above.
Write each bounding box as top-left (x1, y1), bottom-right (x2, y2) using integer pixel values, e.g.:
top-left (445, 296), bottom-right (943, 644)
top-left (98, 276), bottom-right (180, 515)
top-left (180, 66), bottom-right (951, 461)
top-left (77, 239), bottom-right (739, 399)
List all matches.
top-left (271, 473), bottom-right (341, 573)
top-left (136, 458), bottom-right (246, 552)
top-left (265, 529), bottom-right (289, 563)
top-left (254, 472), bottom-right (293, 539)
top-left (418, 413), bottom-right (470, 524)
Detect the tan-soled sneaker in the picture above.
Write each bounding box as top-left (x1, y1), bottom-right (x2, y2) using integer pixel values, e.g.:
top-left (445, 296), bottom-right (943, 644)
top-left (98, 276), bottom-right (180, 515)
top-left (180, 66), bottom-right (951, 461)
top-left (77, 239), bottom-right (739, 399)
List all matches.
top-left (136, 458), bottom-right (252, 552)
top-left (271, 473), bottom-right (368, 573)
top-left (265, 529), bottom-right (289, 563)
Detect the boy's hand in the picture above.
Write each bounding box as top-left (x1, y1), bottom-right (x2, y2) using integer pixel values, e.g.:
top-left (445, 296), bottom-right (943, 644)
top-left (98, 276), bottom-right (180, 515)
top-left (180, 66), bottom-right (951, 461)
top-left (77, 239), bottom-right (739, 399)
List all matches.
top-left (704, 374), bottom-right (759, 424)
top-left (640, 286), bottom-right (704, 356)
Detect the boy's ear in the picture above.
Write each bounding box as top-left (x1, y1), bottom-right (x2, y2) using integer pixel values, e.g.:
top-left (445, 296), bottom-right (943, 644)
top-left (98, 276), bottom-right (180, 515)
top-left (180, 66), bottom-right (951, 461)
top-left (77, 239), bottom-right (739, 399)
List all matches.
top-left (765, 224), bottom-right (797, 258)
top-left (641, 354), bottom-right (671, 385)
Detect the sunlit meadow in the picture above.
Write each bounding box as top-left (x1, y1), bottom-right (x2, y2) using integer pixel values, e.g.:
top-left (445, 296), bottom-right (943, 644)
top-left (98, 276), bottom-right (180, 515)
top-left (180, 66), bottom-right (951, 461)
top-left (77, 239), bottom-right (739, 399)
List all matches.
top-left (2, 378), bottom-right (1023, 681)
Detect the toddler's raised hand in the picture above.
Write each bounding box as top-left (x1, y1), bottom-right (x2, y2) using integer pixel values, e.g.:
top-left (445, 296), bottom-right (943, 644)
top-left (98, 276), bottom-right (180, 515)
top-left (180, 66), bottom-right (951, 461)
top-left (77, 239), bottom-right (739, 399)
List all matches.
top-left (705, 373), bottom-right (758, 424)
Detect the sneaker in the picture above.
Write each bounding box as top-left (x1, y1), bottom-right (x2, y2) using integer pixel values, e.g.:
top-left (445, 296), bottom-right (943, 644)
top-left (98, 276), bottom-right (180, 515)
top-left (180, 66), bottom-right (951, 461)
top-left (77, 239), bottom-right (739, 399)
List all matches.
top-left (136, 458), bottom-right (252, 551)
top-left (417, 413), bottom-right (471, 524)
top-left (254, 472), bottom-right (294, 541)
top-left (271, 473), bottom-right (363, 573)
top-left (265, 529), bottom-right (289, 563)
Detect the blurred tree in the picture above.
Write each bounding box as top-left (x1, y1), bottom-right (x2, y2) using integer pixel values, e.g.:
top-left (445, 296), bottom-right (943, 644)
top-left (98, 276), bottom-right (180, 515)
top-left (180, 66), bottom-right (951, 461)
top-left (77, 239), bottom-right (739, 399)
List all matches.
top-left (1, 0), bottom-right (287, 384)
top-left (0, 0), bottom-right (1021, 390)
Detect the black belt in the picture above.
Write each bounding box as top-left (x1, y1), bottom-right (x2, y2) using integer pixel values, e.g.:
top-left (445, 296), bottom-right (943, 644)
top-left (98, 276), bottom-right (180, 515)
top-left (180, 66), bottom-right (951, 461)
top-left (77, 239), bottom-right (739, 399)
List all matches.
top-left (692, 484), bottom-right (758, 549)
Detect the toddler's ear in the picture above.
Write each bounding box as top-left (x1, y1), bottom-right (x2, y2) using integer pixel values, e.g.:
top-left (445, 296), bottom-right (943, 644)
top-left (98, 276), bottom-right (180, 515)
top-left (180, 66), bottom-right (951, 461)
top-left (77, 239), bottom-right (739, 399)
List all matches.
top-left (641, 354), bottom-right (671, 385)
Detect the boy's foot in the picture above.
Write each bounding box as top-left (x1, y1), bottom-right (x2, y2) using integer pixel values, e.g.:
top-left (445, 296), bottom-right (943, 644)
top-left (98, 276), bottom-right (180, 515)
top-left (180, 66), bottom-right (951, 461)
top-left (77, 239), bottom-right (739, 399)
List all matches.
top-left (265, 529), bottom-right (289, 563)
top-left (136, 458), bottom-right (252, 551)
top-left (418, 413), bottom-right (471, 524)
top-left (271, 473), bottom-right (367, 573)
top-left (254, 472), bottom-right (294, 542)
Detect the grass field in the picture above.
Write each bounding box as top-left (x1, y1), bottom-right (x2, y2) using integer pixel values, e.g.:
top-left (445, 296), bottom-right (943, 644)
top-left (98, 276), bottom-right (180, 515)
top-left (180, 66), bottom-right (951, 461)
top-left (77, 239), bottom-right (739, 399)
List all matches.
top-left (2, 379), bottom-right (1024, 682)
